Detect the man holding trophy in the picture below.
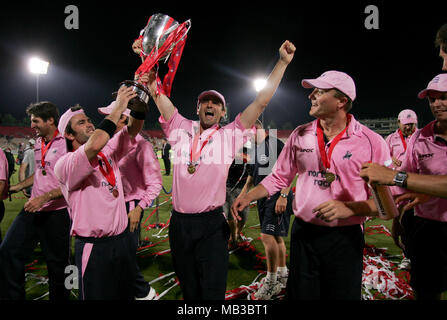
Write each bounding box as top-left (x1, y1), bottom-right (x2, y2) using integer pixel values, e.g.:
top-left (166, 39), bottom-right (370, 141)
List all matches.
top-left (135, 13), bottom-right (295, 298)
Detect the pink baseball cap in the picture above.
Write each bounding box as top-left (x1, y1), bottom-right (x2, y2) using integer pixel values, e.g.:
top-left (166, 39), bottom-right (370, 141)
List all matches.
top-left (301, 70), bottom-right (356, 101)
top-left (97, 101), bottom-right (131, 117)
top-left (418, 73), bottom-right (447, 99)
top-left (58, 108), bottom-right (85, 135)
top-left (197, 90), bottom-right (226, 107)
top-left (398, 109), bottom-right (418, 125)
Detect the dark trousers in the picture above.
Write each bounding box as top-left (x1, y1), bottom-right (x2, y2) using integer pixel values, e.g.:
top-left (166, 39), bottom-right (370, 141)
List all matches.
top-left (409, 216), bottom-right (447, 296)
top-left (75, 229), bottom-right (136, 300)
top-left (0, 208), bottom-right (71, 300)
top-left (169, 208), bottom-right (230, 300)
top-left (126, 200), bottom-right (151, 298)
top-left (286, 217), bottom-right (364, 300)
top-left (163, 157), bottom-right (171, 175)
top-left (400, 209), bottom-right (415, 259)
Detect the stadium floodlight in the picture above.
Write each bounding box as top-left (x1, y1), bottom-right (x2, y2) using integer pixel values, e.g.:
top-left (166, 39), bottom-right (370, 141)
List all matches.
top-left (28, 57), bottom-right (49, 75)
top-left (28, 57), bottom-right (49, 102)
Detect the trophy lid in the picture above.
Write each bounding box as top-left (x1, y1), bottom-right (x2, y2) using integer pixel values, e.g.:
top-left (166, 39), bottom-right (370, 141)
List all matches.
top-left (141, 13), bottom-right (179, 58)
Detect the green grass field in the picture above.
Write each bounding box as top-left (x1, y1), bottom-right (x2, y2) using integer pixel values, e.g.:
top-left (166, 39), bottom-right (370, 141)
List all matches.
top-left (0, 156), bottom-right (413, 300)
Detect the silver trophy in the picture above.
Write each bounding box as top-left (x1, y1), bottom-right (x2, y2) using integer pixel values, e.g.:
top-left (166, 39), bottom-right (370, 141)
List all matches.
top-left (141, 13), bottom-right (180, 60)
top-left (114, 13), bottom-right (189, 113)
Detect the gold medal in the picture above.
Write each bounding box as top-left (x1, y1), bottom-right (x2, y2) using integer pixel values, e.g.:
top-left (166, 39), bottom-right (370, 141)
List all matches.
top-left (187, 164), bottom-right (196, 174)
top-left (42, 169), bottom-right (47, 176)
top-left (324, 171), bottom-right (335, 183)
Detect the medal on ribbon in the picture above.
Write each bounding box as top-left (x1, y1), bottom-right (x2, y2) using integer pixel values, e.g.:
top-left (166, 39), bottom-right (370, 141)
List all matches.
top-left (316, 115), bottom-right (352, 183)
top-left (40, 129), bottom-right (59, 177)
top-left (324, 172), bottom-right (336, 183)
top-left (398, 129), bottom-right (407, 151)
top-left (188, 126), bottom-right (220, 175)
top-left (187, 164), bottom-right (197, 174)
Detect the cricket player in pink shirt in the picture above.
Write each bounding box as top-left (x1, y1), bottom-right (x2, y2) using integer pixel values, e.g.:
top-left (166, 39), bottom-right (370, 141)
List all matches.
top-left (146, 40), bottom-right (296, 300)
top-left (0, 148), bottom-right (8, 243)
top-left (361, 73), bottom-right (447, 300)
top-left (385, 109), bottom-right (418, 169)
top-left (360, 26), bottom-right (447, 199)
top-left (0, 102), bottom-right (70, 300)
top-left (98, 102), bottom-right (162, 300)
top-left (385, 109), bottom-right (418, 270)
top-left (54, 86), bottom-right (144, 299)
top-left (232, 70), bottom-right (393, 300)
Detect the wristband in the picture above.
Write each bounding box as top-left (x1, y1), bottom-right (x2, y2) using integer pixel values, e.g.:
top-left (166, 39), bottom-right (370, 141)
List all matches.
top-left (130, 110), bottom-right (146, 120)
top-left (280, 193), bottom-right (288, 198)
top-left (97, 119), bottom-right (117, 138)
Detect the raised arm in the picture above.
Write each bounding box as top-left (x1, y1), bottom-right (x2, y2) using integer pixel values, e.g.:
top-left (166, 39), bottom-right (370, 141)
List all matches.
top-left (84, 86), bottom-right (137, 161)
top-left (144, 72), bottom-right (176, 122)
top-left (239, 40), bottom-right (296, 129)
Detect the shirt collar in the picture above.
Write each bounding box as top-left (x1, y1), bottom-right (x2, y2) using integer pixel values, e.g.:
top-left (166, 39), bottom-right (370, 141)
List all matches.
top-left (311, 113), bottom-right (363, 138)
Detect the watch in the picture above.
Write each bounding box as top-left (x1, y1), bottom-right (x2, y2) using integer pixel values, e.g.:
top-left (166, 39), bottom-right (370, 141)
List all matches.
top-left (393, 171), bottom-right (408, 188)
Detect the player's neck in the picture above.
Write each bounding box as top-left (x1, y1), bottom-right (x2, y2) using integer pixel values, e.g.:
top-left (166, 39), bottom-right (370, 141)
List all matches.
top-left (319, 113), bottom-right (348, 139)
top-left (434, 120), bottom-right (447, 137)
top-left (43, 126), bottom-right (58, 143)
top-left (199, 122), bottom-right (219, 134)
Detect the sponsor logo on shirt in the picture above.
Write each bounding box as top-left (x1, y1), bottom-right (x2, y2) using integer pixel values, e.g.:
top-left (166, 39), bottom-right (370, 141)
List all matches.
top-left (298, 148), bottom-right (314, 153)
top-left (35, 160), bottom-right (52, 169)
top-left (343, 151), bottom-right (352, 160)
top-left (418, 153), bottom-right (434, 160)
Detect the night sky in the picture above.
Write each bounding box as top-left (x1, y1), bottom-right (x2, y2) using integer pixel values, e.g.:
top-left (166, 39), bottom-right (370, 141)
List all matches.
top-left (0, 0), bottom-right (445, 129)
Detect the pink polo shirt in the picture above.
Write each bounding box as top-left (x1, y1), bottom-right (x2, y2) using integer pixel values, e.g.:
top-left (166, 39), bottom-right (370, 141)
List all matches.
top-left (54, 127), bottom-right (137, 237)
top-left (119, 134), bottom-right (162, 209)
top-left (261, 115), bottom-right (392, 227)
top-left (0, 149), bottom-right (8, 200)
top-left (385, 129), bottom-right (417, 169)
top-left (32, 134), bottom-right (68, 211)
top-left (159, 108), bottom-right (252, 213)
top-left (400, 121), bottom-right (447, 222)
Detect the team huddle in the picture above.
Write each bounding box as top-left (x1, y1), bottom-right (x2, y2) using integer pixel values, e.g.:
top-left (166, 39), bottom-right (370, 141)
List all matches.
top-left (0, 24), bottom-right (446, 301)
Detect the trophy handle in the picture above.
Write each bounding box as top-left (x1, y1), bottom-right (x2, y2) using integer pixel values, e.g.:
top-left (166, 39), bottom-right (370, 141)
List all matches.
top-left (112, 80), bottom-right (150, 113)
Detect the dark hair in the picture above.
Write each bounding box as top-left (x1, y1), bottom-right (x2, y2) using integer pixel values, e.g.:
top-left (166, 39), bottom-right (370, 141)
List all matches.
top-left (65, 104), bottom-right (83, 151)
top-left (26, 101), bottom-right (60, 126)
top-left (435, 24), bottom-right (447, 52)
top-left (333, 89), bottom-right (353, 112)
